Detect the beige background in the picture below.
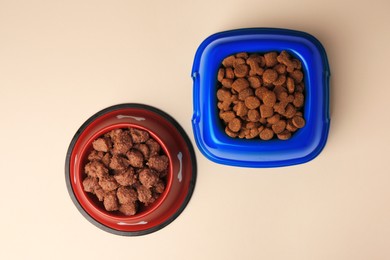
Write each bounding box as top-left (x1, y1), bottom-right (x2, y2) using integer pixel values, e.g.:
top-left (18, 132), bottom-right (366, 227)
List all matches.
top-left (1, 0), bottom-right (390, 259)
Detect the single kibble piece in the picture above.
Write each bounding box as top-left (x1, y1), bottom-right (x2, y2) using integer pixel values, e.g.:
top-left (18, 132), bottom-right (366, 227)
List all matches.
top-left (238, 88), bottom-right (254, 101)
top-left (234, 64), bottom-right (249, 78)
top-left (259, 128), bottom-right (274, 140)
top-left (286, 77), bottom-right (295, 93)
top-left (264, 52), bottom-right (278, 67)
top-left (263, 69), bottom-right (278, 84)
top-left (114, 168), bottom-right (137, 186)
top-left (225, 126), bottom-right (238, 137)
top-left (225, 67), bottom-right (235, 79)
top-left (260, 104), bottom-right (274, 118)
top-left (233, 58), bottom-right (246, 68)
top-left (244, 96), bottom-right (260, 109)
top-left (289, 70), bottom-right (303, 83)
top-left (119, 203), bottom-right (137, 216)
top-left (267, 114), bottom-right (280, 125)
top-left (232, 78), bottom-right (249, 92)
top-left (247, 109), bottom-right (260, 122)
top-left (117, 186), bottom-right (138, 205)
top-left (221, 78), bottom-right (233, 88)
top-left (222, 55), bottom-right (235, 67)
top-left (228, 118), bottom-right (241, 132)
top-left (293, 92), bottom-right (304, 107)
top-left (262, 91), bottom-right (277, 107)
top-left (236, 52), bottom-right (249, 59)
top-left (92, 138), bottom-right (111, 152)
top-left (292, 116), bottom-right (306, 128)
top-left (248, 76), bottom-right (262, 88)
top-left (284, 104), bottom-right (297, 119)
top-left (104, 191), bottom-right (119, 211)
top-left (219, 111), bottom-right (236, 123)
top-left (271, 120), bottom-right (286, 134)
top-left (217, 68), bottom-right (225, 82)
top-left (235, 101), bottom-right (248, 117)
top-left (277, 130), bottom-right (292, 140)
top-left (273, 74), bottom-right (286, 86)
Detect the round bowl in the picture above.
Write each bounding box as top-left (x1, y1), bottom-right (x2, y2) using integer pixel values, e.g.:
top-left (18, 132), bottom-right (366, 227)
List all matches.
top-left (65, 104), bottom-right (197, 236)
top-left (192, 28), bottom-right (330, 167)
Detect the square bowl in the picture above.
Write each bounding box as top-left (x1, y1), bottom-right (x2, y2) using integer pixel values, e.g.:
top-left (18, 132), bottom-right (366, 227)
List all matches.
top-left (191, 28), bottom-right (330, 167)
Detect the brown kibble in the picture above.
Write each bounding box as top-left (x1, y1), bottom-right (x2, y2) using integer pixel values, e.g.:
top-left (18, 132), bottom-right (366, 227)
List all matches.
top-left (286, 77), bottom-right (295, 93)
top-left (273, 74), bottom-right (286, 86)
top-left (126, 149), bottom-right (144, 168)
top-left (148, 155), bottom-right (169, 172)
top-left (259, 104), bottom-right (274, 118)
top-left (259, 128), bottom-right (274, 140)
top-left (139, 168), bottom-right (159, 189)
top-left (222, 55), bottom-right (235, 67)
top-left (217, 68), bottom-right (225, 82)
top-left (219, 111), bottom-right (236, 123)
top-left (236, 52), bottom-right (249, 59)
top-left (289, 70), bottom-right (304, 83)
top-left (218, 100), bottom-right (231, 111)
top-left (217, 88), bottom-right (232, 101)
top-left (85, 161), bottom-right (108, 178)
top-left (232, 78), bottom-right (249, 92)
top-left (277, 91), bottom-right (288, 102)
top-left (247, 109), bottom-right (260, 122)
top-left (117, 186), bottom-right (138, 204)
top-left (248, 76), bottom-right (261, 88)
top-left (286, 119), bottom-right (298, 132)
top-left (225, 67), bottom-right (235, 79)
top-left (92, 138), bottom-right (111, 152)
top-left (246, 122), bottom-right (260, 129)
top-left (284, 104), bottom-right (297, 118)
top-left (264, 52), bottom-right (278, 67)
top-left (228, 118), bottom-right (241, 132)
top-left (114, 168), bottom-right (137, 186)
top-left (244, 96), bottom-right (260, 109)
top-left (293, 92), bottom-right (304, 107)
top-left (87, 150), bottom-right (104, 162)
top-left (292, 59), bottom-right (302, 69)
top-left (292, 116), bottom-right (306, 128)
top-left (262, 91), bottom-right (277, 107)
top-left (271, 120), bottom-right (286, 134)
top-left (99, 176), bottom-right (119, 192)
top-left (277, 130), bottom-right (292, 140)
top-left (82, 176), bottom-right (99, 194)
top-left (225, 126), bottom-right (238, 137)
top-left (246, 128), bottom-right (260, 139)
top-left (267, 114), bottom-right (280, 124)
top-left (234, 64), bottom-right (249, 78)
top-left (238, 88), bottom-right (254, 101)
top-left (255, 87), bottom-right (268, 100)
top-left (277, 51), bottom-right (294, 68)
top-left (119, 203), bottom-right (137, 216)
top-left (262, 69), bottom-right (278, 84)
top-left (129, 128), bottom-right (149, 144)
top-left (221, 78), bottom-right (233, 88)
top-left (235, 101), bottom-right (248, 117)
top-left (274, 64), bottom-right (286, 74)
top-left (218, 50), bottom-right (304, 140)
top-left (104, 191), bottom-right (119, 211)
top-left (246, 55), bottom-right (265, 75)
top-left (233, 58), bottom-right (245, 68)
top-left (274, 101), bottom-right (288, 115)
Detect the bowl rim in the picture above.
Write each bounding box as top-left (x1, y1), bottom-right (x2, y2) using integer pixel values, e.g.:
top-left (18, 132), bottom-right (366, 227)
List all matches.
top-left (191, 28), bottom-right (330, 168)
top-left (65, 103), bottom-right (197, 236)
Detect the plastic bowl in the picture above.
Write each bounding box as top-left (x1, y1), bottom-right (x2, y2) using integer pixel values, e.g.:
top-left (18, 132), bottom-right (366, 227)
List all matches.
top-left (65, 104), bottom-right (196, 235)
top-left (192, 28), bottom-right (330, 167)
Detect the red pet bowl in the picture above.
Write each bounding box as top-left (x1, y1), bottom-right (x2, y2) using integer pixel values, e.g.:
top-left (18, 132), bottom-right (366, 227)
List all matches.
top-left (65, 104), bottom-right (197, 236)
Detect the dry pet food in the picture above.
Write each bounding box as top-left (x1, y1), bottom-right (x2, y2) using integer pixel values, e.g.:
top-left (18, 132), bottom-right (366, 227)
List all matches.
top-left (82, 127), bottom-right (168, 216)
top-left (217, 51), bottom-right (306, 140)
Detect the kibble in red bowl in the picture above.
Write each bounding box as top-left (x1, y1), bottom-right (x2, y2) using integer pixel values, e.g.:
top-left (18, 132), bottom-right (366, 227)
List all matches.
top-left (65, 104), bottom-right (196, 236)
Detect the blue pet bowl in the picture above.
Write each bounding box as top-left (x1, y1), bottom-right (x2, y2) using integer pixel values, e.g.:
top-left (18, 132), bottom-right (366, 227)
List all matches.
top-left (191, 28), bottom-right (330, 167)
